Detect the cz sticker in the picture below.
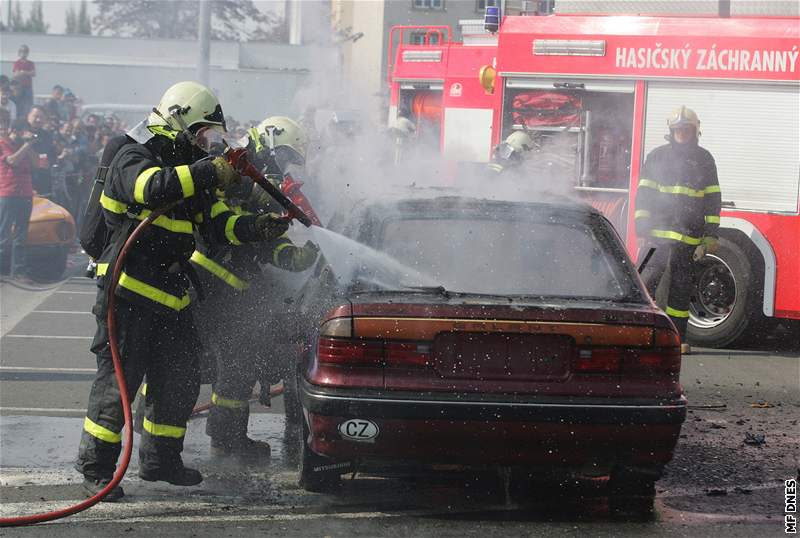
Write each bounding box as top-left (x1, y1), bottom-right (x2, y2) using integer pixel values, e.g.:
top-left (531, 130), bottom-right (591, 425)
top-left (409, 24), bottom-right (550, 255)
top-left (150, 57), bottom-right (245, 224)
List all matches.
top-left (338, 419), bottom-right (379, 442)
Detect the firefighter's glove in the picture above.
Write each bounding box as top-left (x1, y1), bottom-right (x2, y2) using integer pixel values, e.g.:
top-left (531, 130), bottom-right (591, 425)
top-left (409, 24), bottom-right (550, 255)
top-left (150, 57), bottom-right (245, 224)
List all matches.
top-left (211, 157), bottom-right (241, 191)
top-left (693, 236), bottom-right (720, 262)
top-left (255, 213), bottom-right (289, 241)
top-left (703, 236), bottom-right (720, 254)
top-left (291, 241), bottom-right (320, 271)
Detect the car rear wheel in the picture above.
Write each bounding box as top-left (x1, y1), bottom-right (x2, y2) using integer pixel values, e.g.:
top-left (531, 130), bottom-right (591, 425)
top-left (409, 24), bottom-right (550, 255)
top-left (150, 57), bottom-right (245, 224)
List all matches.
top-left (687, 238), bottom-right (765, 348)
top-left (298, 419), bottom-right (343, 493)
top-left (27, 246), bottom-right (69, 282)
top-left (608, 469), bottom-right (656, 518)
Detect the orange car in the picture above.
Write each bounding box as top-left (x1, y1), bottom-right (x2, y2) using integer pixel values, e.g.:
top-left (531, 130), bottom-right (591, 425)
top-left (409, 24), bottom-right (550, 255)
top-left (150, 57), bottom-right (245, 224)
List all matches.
top-left (25, 195), bottom-right (76, 281)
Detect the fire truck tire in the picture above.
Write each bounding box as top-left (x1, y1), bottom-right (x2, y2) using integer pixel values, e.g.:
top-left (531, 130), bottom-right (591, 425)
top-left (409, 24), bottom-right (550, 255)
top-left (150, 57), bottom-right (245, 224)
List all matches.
top-left (687, 237), bottom-right (765, 348)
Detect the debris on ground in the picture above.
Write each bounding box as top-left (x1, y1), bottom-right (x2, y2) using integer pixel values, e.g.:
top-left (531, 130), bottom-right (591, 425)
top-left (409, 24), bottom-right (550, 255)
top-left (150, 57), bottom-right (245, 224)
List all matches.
top-left (688, 404), bottom-right (727, 410)
top-left (750, 401), bottom-right (774, 408)
top-left (733, 486), bottom-right (753, 494)
top-left (743, 432), bottom-right (766, 446)
top-left (705, 488), bottom-right (728, 496)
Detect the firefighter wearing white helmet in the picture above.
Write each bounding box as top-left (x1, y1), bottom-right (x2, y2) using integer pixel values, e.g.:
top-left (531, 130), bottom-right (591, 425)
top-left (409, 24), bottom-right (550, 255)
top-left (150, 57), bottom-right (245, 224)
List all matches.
top-left (634, 106), bottom-right (722, 354)
top-left (76, 81), bottom-right (289, 500)
top-left (487, 131), bottom-right (534, 174)
top-left (193, 116), bottom-right (320, 459)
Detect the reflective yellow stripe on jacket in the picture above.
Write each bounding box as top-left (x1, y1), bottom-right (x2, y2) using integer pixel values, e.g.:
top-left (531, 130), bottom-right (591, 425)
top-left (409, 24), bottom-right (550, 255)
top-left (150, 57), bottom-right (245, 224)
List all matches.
top-left (638, 178), bottom-right (720, 198)
top-left (190, 251), bottom-right (249, 290)
top-left (272, 239), bottom-right (293, 266)
top-left (705, 215), bottom-right (720, 224)
top-left (666, 306), bottom-right (690, 318)
top-left (249, 127), bottom-right (263, 153)
top-left (142, 417), bottom-right (186, 439)
top-left (100, 193), bottom-right (192, 234)
top-left (634, 209), bottom-right (651, 219)
top-left (649, 229), bottom-right (702, 246)
top-left (175, 165), bottom-right (195, 198)
top-left (134, 167), bottom-right (161, 203)
top-left (96, 265), bottom-right (190, 311)
top-left (84, 416), bottom-right (121, 443)
top-left (211, 392), bottom-right (249, 410)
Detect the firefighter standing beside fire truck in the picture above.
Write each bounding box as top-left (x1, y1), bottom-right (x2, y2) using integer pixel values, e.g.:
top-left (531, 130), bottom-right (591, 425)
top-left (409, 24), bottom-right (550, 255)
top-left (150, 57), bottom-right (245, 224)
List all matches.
top-left (635, 106), bottom-right (721, 354)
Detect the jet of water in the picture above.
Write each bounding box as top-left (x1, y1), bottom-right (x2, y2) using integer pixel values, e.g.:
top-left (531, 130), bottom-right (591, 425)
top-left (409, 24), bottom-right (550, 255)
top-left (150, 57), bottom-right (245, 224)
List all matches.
top-left (310, 225), bottom-right (439, 289)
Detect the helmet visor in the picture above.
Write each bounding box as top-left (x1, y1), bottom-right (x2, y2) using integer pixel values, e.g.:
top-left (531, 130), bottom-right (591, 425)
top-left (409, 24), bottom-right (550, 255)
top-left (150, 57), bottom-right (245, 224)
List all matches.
top-left (195, 126), bottom-right (239, 156)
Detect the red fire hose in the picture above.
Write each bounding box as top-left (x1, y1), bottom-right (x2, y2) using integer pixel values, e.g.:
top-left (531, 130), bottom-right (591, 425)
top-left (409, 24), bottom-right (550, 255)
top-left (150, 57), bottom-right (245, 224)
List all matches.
top-left (0, 206), bottom-right (168, 527)
top-left (0, 204), bottom-right (287, 527)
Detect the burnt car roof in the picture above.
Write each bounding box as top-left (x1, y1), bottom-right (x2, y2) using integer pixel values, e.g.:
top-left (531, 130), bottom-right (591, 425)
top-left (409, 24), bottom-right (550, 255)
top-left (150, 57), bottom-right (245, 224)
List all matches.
top-left (329, 194), bottom-right (608, 238)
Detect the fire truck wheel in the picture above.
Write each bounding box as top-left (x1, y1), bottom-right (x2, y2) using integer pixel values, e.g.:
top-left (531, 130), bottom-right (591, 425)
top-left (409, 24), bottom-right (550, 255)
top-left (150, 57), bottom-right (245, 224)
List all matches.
top-left (687, 237), bottom-right (765, 348)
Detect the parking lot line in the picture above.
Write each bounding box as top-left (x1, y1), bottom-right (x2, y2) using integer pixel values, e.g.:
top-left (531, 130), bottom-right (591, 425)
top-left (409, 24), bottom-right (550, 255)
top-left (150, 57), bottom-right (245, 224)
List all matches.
top-left (2, 335), bottom-right (93, 340)
top-left (0, 366), bottom-right (95, 373)
top-left (0, 407), bottom-right (85, 414)
top-left (31, 310), bottom-right (93, 315)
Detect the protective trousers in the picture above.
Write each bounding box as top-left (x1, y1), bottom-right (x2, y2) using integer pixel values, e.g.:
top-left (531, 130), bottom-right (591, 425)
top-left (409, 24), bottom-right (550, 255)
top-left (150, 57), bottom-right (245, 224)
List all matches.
top-left (638, 241), bottom-right (694, 341)
top-left (200, 283), bottom-right (266, 444)
top-left (76, 290), bottom-right (201, 479)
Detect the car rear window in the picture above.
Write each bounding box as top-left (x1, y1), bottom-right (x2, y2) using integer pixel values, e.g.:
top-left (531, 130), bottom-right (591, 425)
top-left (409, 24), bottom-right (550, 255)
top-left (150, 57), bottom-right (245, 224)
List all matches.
top-left (379, 214), bottom-right (638, 301)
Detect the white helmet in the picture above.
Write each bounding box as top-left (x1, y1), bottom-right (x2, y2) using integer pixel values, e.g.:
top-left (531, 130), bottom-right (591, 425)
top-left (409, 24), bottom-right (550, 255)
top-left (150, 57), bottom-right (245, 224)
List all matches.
top-left (147, 81), bottom-right (226, 139)
top-left (390, 116), bottom-right (416, 138)
top-left (505, 131), bottom-right (534, 153)
top-left (667, 106), bottom-right (700, 132)
top-left (251, 116), bottom-right (308, 163)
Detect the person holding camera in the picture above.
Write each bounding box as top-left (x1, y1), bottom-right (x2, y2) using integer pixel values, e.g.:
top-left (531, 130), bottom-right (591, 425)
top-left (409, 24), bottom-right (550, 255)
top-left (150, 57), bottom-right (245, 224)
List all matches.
top-left (0, 111), bottom-right (36, 281)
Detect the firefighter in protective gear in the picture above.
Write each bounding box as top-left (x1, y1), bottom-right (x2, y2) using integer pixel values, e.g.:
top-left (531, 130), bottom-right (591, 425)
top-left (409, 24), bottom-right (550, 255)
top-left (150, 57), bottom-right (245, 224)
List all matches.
top-left (76, 81), bottom-right (278, 500)
top-left (634, 106), bottom-right (722, 353)
top-left (198, 117), bottom-right (320, 458)
top-left (487, 131), bottom-right (534, 174)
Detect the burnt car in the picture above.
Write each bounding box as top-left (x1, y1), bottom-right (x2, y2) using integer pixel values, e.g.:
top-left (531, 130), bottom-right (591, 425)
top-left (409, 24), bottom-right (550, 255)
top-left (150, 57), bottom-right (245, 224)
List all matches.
top-left (291, 196), bottom-right (686, 513)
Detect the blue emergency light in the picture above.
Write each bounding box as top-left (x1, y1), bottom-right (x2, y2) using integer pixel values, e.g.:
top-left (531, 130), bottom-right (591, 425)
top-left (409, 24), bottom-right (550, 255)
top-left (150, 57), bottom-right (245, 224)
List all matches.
top-left (484, 5), bottom-right (500, 34)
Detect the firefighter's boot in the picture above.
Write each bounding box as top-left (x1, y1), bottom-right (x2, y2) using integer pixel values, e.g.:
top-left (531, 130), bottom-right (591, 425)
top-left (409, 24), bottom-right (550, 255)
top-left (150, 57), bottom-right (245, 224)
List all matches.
top-left (139, 464), bottom-right (203, 486)
top-left (210, 436), bottom-right (272, 459)
top-left (82, 477), bottom-right (125, 502)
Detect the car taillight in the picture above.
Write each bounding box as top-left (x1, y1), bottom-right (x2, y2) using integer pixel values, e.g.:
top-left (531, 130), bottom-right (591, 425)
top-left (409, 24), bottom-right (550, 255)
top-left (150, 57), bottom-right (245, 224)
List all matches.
top-left (576, 327), bottom-right (681, 375)
top-left (317, 337), bottom-right (383, 366)
top-left (316, 337), bottom-right (431, 368)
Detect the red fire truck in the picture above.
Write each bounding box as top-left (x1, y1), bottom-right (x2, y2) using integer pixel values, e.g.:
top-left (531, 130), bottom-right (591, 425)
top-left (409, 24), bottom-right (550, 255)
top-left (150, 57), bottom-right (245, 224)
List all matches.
top-left (388, 14), bottom-right (800, 348)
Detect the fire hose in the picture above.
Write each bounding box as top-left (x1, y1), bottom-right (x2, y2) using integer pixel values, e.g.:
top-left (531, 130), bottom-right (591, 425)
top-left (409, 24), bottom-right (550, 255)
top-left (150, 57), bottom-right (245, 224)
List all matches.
top-left (1, 152), bottom-right (312, 526)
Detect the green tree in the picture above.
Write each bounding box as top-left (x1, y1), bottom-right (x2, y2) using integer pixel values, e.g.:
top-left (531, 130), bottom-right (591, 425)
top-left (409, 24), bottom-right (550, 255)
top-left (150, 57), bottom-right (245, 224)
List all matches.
top-left (67, 1), bottom-right (92, 35)
top-left (24, 0), bottom-right (49, 33)
top-left (65, 4), bottom-right (78, 33)
top-left (77, 0), bottom-right (92, 34)
top-left (92, 0), bottom-right (284, 41)
top-left (8, 0), bottom-right (26, 32)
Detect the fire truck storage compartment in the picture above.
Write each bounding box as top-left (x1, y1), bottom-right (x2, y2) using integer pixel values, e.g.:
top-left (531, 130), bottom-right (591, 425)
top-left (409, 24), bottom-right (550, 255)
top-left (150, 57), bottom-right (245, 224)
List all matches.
top-left (398, 86), bottom-right (443, 141)
top-left (643, 81), bottom-right (800, 214)
top-left (504, 78), bottom-right (635, 191)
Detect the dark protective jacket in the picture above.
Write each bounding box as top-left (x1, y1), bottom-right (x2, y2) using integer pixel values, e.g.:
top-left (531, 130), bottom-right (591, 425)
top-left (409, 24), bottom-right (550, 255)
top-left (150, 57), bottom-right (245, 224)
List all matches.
top-left (95, 139), bottom-right (264, 314)
top-left (634, 139), bottom-right (721, 246)
top-left (190, 201), bottom-right (310, 294)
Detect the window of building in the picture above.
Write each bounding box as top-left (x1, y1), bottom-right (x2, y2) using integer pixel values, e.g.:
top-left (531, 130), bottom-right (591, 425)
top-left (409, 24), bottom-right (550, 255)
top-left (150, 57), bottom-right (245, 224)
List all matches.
top-left (476, 0), bottom-right (487, 12)
top-left (409, 31), bottom-right (441, 45)
top-left (412, 0), bottom-right (444, 10)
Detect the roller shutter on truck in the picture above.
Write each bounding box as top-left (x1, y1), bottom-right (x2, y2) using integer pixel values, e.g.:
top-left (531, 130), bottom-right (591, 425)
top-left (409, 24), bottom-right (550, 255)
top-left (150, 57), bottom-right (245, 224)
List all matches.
top-left (643, 82), bottom-right (800, 214)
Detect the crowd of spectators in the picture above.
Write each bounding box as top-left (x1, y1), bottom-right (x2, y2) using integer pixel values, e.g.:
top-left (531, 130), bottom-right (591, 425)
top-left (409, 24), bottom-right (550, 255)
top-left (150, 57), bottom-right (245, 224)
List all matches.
top-left (1, 44), bottom-right (129, 281)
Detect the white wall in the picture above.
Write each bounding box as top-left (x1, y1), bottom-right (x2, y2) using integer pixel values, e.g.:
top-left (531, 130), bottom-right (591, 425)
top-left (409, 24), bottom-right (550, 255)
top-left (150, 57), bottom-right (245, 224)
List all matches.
top-left (0, 32), bottom-right (323, 121)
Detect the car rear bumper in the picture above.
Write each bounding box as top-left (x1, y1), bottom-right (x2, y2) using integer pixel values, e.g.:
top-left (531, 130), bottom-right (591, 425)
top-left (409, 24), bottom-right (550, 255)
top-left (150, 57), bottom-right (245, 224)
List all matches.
top-left (300, 380), bottom-right (686, 466)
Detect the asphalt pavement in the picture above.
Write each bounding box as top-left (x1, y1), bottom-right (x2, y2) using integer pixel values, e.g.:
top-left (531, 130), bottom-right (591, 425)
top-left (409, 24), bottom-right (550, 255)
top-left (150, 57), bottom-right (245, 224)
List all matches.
top-left (0, 276), bottom-right (797, 537)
